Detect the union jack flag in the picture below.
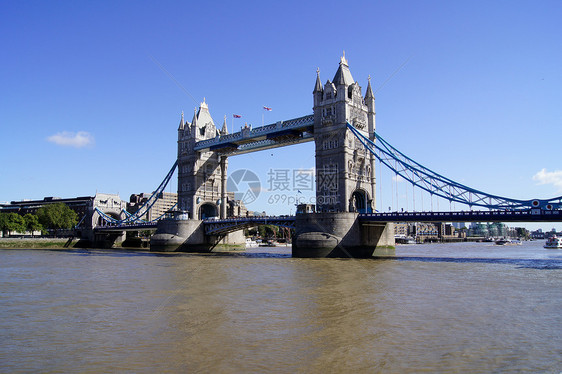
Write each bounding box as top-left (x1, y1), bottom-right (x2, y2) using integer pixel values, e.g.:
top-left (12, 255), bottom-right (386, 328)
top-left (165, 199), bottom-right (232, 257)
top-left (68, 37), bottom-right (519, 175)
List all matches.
top-left (263, 106), bottom-right (272, 111)
top-left (233, 114), bottom-right (242, 118)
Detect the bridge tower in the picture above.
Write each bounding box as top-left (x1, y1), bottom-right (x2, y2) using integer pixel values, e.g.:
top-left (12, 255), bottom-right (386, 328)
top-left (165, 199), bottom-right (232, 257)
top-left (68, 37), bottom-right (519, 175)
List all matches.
top-left (152, 99), bottom-right (243, 251)
top-left (293, 54), bottom-right (394, 257)
top-left (177, 100), bottom-right (228, 219)
top-left (313, 53), bottom-right (377, 213)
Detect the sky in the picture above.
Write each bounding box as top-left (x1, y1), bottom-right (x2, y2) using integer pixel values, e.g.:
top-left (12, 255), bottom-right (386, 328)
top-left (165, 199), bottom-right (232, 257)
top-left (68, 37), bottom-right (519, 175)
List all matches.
top-left (1, 0), bottom-right (561, 230)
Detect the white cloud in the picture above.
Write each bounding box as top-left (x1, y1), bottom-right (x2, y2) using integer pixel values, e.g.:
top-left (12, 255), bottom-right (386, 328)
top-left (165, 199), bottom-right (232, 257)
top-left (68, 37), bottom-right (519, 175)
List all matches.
top-left (533, 168), bottom-right (562, 192)
top-left (392, 174), bottom-right (405, 182)
top-left (47, 131), bottom-right (95, 148)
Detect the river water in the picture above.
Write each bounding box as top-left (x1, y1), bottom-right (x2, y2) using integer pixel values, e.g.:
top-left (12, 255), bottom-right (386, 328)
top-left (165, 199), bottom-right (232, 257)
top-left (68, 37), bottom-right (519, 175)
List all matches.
top-left (1, 241), bottom-right (560, 373)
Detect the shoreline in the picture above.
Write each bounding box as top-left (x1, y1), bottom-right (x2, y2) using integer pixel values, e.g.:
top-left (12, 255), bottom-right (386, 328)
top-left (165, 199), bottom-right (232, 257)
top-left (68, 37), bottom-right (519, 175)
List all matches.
top-left (0, 237), bottom-right (247, 251)
top-left (0, 238), bottom-right (73, 249)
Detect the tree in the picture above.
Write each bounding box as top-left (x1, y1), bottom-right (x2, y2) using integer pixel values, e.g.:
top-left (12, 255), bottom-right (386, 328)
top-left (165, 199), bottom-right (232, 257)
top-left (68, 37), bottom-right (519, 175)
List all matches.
top-left (24, 214), bottom-right (43, 236)
top-left (515, 227), bottom-right (529, 240)
top-left (258, 225), bottom-right (279, 238)
top-left (36, 203), bottom-right (78, 235)
top-left (0, 213), bottom-right (8, 236)
top-left (0, 213), bottom-right (26, 236)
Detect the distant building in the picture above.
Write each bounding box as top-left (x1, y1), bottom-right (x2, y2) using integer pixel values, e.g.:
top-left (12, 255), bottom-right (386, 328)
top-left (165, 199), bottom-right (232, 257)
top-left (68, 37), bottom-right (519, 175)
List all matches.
top-left (0, 193), bottom-right (127, 235)
top-left (0, 193), bottom-right (125, 224)
top-left (530, 229), bottom-right (545, 239)
top-left (468, 222), bottom-right (516, 238)
top-left (128, 192), bottom-right (178, 221)
top-left (226, 192), bottom-right (248, 217)
top-left (452, 222), bottom-right (466, 229)
top-left (413, 222), bottom-right (439, 240)
top-left (394, 222), bottom-right (414, 237)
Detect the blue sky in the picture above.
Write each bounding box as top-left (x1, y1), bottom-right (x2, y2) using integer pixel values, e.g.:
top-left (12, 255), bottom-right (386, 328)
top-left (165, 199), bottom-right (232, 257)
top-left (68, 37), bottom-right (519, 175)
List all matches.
top-left (1, 1), bottom-right (561, 230)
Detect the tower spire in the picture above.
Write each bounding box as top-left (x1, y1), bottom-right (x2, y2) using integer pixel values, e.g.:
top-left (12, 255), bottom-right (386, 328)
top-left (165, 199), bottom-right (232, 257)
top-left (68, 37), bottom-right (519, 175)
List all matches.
top-left (221, 115), bottom-right (228, 135)
top-left (178, 110), bottom-right (185, 130)
top-left (191, 108), bottom-right (198, 128)
top-left (365, 75), bottom-right (374, 99)
top-left (313, 67), bottom-right (322, 93)
top-left (333, 52), bottom-right (354, 86)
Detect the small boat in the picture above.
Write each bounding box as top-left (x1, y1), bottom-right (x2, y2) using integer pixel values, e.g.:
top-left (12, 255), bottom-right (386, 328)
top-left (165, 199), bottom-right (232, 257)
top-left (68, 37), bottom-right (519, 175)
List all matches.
top-left (544, 236), bottom-right (562, 249)
top-left (258, 239), bottom-right (277, 247)
top-left (495, 238), bottom-right (522, 245)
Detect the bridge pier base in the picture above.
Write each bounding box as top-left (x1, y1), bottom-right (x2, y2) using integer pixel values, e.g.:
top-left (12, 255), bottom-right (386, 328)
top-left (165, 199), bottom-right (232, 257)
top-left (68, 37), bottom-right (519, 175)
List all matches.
top-left (150, 219), bottom-right (244, 252)
top-left (292, 213), bottom-right (395, 258)
top-left (74, 229), bottom-right (125, 249)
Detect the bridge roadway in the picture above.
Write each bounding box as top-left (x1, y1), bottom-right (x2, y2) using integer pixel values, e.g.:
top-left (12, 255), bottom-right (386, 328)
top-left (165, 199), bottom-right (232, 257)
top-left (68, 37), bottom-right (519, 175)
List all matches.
top-left (203, 216), bottom-right (296, 235)
top-left (94, 209), bottom-right (561, 235)
top-left (93, 216), bottom-right (297, 235)
top-left (359, 209), bottom-right (562, 223)
top-left (94, 222), bottom-right (157, 232)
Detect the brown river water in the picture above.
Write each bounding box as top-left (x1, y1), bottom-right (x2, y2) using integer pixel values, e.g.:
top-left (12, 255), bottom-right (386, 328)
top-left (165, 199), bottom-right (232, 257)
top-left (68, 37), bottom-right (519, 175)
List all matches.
top-left (1, 241), bottom-right (560, 373)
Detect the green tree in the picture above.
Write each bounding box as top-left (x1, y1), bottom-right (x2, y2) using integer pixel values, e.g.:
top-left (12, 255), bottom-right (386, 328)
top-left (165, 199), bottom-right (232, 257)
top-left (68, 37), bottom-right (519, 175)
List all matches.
top-left (0, 213), bottom-right (26, 236)
top-left (0, 213), bottom-right (8, 236)
top-left (24, 214), bottom-right (43, 236)
top-left (515, 227), bottom-right (529, 240)
top-left (258, 225), bottom-right (279, 238)
top-left (36, 203), bottom-right (78, 235)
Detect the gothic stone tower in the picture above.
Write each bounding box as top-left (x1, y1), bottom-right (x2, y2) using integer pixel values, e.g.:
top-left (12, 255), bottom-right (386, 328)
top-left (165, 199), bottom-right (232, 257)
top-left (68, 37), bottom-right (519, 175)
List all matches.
top-left (177, 99), bottom-right (228, 219)
top-left (313, 54), bottom-right (377, 213)
top-left (292, 55), bottom-right (393, 257)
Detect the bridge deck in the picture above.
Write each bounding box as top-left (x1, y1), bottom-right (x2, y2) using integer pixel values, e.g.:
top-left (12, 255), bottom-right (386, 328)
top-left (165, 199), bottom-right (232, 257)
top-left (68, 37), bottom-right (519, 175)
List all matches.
top-left (204, 216), bottom-right (296, 235)
top-left (92, 209), bottom-right (561, 234)
top-left (93, 222), bottom-right (157, 232)
top-left (359, 209), bottom-right (562, 222)
top-left (194, 115), bottom-right (314, 155)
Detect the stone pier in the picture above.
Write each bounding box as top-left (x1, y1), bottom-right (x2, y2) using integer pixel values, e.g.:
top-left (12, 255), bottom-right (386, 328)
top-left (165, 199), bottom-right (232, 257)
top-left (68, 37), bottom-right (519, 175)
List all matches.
top-left (150, 217), bottom-right (244, 252)
top-left (292, 212), bottom-right (394, 258)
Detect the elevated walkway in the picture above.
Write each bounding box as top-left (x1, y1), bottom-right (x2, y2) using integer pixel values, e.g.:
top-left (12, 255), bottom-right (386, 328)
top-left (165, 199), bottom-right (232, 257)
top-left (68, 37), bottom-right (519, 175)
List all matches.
top-left (194, 115), bottom-right (314, 155)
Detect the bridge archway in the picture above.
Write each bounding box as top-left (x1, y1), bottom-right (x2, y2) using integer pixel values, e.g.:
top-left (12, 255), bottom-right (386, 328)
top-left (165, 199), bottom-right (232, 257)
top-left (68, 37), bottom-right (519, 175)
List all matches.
top-left (350, 189), bottom-right (371, 214)
top-left (199, 203), bottom-right (218, 220)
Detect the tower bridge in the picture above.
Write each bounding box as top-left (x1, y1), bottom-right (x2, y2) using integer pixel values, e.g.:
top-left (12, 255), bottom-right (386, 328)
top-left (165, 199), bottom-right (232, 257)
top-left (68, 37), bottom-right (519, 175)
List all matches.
top-left (147, 53), bottom-right (392, 257)
top-left (90, 54), bottom-right (561, 257)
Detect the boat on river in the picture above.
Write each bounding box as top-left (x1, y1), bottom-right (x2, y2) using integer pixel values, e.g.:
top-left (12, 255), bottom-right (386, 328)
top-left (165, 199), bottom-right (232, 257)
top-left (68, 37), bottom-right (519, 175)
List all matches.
top-left (495, 238), bottom-right (522, 245)
top-left (245, 238), bottom-right (258, 247)
top-left (544, 236), bottom-right (562, 249)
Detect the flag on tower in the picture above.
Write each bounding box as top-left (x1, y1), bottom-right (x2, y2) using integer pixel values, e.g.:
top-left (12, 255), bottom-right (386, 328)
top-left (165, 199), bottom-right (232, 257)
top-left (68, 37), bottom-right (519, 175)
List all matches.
top-left (233, 114), bottom-right (242, 118)
top-left (263, 106), bottom-right (272, 111)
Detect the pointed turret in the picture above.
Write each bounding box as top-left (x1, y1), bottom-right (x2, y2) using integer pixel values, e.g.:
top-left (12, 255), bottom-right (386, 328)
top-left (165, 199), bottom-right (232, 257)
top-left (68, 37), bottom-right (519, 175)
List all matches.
top-left (178, 111), bottom-right (185, 131)
top-left (221, 115), bottom-right (228, 135)
top-left (313, 68), bottom-right (322, 93)
top-left (364, 75), bottom-right (376, 139)
top-left (365, 75), bottom-right (374, 100)
top-left (313, 68), bottom-right (324, 107)
top-left (332, 51), bottom-right (354, 87)
top-left (191, 108), bottom-right (198, 126)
